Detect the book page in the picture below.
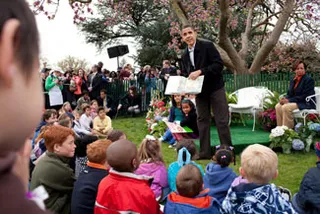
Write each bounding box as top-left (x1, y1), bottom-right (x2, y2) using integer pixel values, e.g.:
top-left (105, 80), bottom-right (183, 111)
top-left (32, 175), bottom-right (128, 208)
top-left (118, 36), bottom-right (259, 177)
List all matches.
top-left (184, 75), bottom-right (204, 94)
top-left (165, 122), bottom-right (188, 133)
top-left (165, 76), bottom-right (187, 95)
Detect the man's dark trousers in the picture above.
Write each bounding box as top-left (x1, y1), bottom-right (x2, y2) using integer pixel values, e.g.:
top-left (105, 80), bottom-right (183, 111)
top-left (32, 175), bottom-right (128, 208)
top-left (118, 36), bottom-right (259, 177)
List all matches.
top-left (196, 87), bottom-right (231, 157)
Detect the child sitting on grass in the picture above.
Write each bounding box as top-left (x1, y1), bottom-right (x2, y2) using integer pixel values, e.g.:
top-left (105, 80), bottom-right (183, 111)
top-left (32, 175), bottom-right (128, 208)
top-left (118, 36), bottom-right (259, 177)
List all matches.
top-left (95, 139), bottom-right (161, 214)
top-left (135, 135), bottom-right (168, 199)
top-left (59, 101), bottom-right (72, 115)
top-left (90, 100), bottom-right (98, 119)
top-left (172, 98), bottom-right (199, 142)
top-left (204, 145), bottom-right (237, 203)
top-left (221, 144), bottom-right (296, 214)
top-left (160, 94), bottom-right (184, 147)
top-left (292, 142), bottom-right (320, 213)
top-left (93, 107), bottom-right (113, 137)
top-left (107, 130), bottom-right (127, 142)
top-left (72, 139), bottom-right (112, 214)
top-left (168, 139), bottom-right (204, 192)
top-left (32, 109), bottom-right (57, 148)
top-left (165, 164), bottom-right (221, 213)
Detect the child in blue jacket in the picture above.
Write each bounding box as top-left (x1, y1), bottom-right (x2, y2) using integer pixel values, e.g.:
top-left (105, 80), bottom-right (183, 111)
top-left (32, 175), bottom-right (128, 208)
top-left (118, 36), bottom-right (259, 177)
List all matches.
top-left (165, 164), bottom-right (221, 214)
top-left (204, 145), bottom-right (237, 203)
top-left (167, 139), bottom-right (204, 192)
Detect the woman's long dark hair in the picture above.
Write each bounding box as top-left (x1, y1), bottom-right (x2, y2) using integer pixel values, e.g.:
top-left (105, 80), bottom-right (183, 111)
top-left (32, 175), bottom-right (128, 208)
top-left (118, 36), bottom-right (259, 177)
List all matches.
top-left (171, 95), bottom-right (185, 108)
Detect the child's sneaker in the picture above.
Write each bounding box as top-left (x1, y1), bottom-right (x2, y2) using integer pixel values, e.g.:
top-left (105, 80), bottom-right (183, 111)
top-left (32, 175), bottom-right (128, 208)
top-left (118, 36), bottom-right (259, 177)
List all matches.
top-left (278, 186), bottom-right (292, 201)
top-left (168, 143), bottom-right (177, 148)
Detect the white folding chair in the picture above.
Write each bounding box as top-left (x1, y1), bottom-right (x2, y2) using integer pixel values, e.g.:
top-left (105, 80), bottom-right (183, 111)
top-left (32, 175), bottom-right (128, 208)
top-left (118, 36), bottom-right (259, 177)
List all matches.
top-left (293, 87), bottom-right (320, 125)
top-left (228, 87), bottom-right (272, 131)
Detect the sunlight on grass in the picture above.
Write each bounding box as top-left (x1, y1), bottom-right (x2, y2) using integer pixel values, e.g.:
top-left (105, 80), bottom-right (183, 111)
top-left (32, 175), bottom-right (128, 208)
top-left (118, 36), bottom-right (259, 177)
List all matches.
top-left (113, 116), bottom-right (317, 194)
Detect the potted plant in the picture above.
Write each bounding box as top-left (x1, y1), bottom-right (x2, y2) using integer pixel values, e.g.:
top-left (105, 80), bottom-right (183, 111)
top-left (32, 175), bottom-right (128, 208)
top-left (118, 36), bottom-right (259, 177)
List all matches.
top-left (269, 126), bottom-right (299, 154)
top-left (259, 91), bottom-right (280, 132)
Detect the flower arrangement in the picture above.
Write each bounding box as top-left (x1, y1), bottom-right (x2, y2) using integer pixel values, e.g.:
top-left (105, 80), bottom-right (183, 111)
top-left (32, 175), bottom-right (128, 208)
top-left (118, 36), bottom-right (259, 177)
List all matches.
top-left (294, 122), bottom-right (320, 152)
top-left (145, 91), bottom-right (170, 137)
top-left (259, 91), bottom-right (280, 132)
top-left (258, 108), bottom-right (277, 132)
top-left (270, 122), bottom-right (320, 154)
top-left (306, 113), bottom-right (320, 123)
top-left (269, 126), bottom-right (299, 154)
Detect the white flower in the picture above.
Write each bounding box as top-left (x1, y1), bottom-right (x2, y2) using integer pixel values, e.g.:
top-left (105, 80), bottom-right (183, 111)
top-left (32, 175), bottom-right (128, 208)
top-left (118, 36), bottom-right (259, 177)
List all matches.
top-left (145, 135), bottom-right (156, 141)
top-left (162, 117), bottom-right (168, 122)
top-left (270, 126), bottom-right (285, 137)
top-left (281, 125), bottom-right (289, 130)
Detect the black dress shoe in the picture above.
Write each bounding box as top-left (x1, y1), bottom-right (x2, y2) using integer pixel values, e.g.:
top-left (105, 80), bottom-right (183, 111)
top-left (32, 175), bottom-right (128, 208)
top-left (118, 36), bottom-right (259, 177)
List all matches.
top-left (195, 153), bottom-right (212, 160)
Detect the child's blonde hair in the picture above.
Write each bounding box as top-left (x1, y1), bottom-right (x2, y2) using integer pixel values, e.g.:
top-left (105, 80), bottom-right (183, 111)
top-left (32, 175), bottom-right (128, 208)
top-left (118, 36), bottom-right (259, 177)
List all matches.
top-left (138, 137), bottom-right (164, 163)
top-left (241, 144), bottom-right (278, 184)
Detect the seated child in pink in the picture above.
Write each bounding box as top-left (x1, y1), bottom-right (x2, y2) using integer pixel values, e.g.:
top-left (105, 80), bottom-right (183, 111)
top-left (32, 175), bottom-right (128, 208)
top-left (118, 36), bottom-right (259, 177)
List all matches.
top-left (90, 100), bottom-right (98, 119)
top-left (135, 135), bottom-right (168, 199)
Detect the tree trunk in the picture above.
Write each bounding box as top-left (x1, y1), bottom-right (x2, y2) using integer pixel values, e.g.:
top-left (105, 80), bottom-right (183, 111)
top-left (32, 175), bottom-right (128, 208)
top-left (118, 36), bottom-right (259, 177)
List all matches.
top-left (217, 0), bottom-right (248, 74)
top-left (249, 0), bottom-right (295, 73)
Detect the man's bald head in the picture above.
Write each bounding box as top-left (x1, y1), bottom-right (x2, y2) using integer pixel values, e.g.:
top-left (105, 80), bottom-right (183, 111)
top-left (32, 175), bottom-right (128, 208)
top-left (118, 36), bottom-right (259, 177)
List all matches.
top-left (107, 139), bottom-right (139, 172)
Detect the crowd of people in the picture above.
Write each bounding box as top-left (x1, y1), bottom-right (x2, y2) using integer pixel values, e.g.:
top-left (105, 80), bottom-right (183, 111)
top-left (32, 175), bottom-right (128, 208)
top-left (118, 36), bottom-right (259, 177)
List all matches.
top-left (1, 1), bottom-right (320, 214)
top-left (40, 60), bottom-right (180, 116)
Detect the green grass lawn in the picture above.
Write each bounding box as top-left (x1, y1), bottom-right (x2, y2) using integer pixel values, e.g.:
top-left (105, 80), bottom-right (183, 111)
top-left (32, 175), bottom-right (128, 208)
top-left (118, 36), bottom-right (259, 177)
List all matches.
top-left (113, 116), bottom-right (317, 194)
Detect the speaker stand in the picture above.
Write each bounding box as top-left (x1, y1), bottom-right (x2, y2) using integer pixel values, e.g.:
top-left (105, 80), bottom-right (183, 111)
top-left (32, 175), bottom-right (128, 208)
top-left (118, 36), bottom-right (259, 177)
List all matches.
top-left (117, 56), bottom-right (120, 69)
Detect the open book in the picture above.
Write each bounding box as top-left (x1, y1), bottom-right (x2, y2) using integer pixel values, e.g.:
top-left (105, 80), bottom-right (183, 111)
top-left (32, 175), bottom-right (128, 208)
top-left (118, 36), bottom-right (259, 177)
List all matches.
top-left (165, 122), bottom-right (193, 133)
top-left (165, 75), bottom-right (204, 95)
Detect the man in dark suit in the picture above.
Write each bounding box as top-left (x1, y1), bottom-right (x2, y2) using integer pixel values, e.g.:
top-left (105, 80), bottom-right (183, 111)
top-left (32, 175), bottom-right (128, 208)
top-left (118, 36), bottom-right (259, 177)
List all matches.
top-left (97, 89), bottom-right (116, 118)
top-left (88, 65), bottom-right (102, 100)
top-left (180, 25), bottom-right (232, 159)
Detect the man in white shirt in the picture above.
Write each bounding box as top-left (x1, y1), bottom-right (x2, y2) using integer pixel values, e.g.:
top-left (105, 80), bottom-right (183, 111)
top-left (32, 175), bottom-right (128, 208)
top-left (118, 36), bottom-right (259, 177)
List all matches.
top-left (180, 25), bottom-right (232, 159)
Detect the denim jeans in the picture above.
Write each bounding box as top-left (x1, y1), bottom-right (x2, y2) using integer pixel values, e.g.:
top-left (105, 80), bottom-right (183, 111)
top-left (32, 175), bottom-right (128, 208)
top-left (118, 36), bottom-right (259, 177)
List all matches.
top-left (163, 129), bottom-right (176, 145)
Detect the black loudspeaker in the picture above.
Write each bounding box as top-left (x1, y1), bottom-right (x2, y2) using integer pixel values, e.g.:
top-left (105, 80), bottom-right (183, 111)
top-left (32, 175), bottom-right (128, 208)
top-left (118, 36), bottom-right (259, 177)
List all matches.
top-left (107, 45), bottom-right (129, 58)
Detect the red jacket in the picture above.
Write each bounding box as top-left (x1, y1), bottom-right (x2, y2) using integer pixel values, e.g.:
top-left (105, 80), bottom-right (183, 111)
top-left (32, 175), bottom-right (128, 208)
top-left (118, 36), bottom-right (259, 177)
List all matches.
top-left (95, 169), bottom-right (162, 214)
top-left (72, 75), bottom-right (82, 95)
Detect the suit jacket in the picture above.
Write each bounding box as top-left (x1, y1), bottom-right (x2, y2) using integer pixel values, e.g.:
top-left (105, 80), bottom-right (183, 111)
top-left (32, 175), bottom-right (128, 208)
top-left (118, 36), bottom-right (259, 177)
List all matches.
top-left (88, 73), bottom-right (102, 99)
top-left (97, 96), bottom-right (114, 110)
top-left (286, 74), bottom-right (315, 110)
top-left (181, 39), bottom-right (224, 96)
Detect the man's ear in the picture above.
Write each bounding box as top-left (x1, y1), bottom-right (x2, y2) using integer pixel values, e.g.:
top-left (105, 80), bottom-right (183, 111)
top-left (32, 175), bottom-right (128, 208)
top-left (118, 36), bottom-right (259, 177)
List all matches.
top-left (0, 19), bottom-right (20, 88)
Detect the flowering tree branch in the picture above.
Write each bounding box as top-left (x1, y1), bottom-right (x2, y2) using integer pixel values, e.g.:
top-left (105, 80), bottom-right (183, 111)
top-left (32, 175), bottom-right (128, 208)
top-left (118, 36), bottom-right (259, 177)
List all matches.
top-left (239, 0), bottom-right (262, 60)
top-left (30, 0), bottom-right (320, 74)
top-left (250, 0), bottom-right (295, 73)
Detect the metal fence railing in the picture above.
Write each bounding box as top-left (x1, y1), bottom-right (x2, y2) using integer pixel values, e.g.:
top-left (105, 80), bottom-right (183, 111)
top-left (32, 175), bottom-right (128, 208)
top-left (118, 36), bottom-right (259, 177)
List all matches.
top-left (224, 72), bottom-right (320, 94)
top-left (97, 72), bottom-right (320, 111)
